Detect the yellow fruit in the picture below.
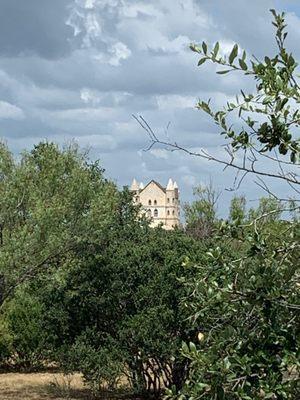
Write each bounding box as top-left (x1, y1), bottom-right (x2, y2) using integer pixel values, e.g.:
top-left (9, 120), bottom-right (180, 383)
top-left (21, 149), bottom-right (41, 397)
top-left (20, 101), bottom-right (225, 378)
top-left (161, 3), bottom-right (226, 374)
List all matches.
top-left (198, 332), bottom-right (205, 342)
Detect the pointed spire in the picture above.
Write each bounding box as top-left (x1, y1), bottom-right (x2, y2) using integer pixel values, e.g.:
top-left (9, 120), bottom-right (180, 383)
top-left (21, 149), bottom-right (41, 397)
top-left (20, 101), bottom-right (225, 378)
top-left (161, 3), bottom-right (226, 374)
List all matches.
top-left (173, 181), bottom-right (178, 189)
top-left (139, 182), bottom-right (144, 190)
top-left (166, 178), bottom-right (174, 190)
top-left (130, 178), bottom-right (139, 191)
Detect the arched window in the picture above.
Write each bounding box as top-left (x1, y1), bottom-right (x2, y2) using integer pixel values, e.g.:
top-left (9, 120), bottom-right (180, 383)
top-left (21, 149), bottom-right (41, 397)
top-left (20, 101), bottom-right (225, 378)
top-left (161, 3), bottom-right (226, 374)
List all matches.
top-left (172, 210), bottom-right (175, 216)
top-left (154, 209), bottom-right (158, 217)
top-left (154, 199), bottom-right (157, 205)
top-left (172, 198), bottom-right (175, 204)
top-left (167, 198), bottom-right (170, 203)
top-left (167, 210), bottom-right (170, 216)
top-left (148, 199), bottom-right (152, 205)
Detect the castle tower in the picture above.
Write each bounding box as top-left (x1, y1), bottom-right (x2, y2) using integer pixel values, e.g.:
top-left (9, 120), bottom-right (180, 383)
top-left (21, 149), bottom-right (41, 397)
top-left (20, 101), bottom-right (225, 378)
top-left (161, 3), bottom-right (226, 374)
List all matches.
top-left (130, 178), bottom-right (180, 230)
top-left (165, 178), bottom-right (179, 229)
top-left (130, 178), bottom-right (139, 191)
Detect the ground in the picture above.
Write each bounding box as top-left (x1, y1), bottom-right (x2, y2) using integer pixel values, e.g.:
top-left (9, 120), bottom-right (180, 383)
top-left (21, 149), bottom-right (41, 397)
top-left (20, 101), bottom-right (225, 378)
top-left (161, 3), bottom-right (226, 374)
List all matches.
top-left (0, 372), bottom-right (89, 400)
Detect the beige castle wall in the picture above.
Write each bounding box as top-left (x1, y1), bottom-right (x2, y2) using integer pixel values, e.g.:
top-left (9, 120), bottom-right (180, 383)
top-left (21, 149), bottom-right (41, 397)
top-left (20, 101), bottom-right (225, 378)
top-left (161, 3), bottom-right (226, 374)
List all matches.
top-left (133, 181), bottom-right (180, 230)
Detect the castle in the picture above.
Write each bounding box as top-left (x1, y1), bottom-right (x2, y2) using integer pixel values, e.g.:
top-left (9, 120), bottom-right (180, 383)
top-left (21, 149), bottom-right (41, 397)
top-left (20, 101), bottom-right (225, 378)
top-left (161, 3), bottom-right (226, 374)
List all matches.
top-left (130, 178), bottom-right (180, 230)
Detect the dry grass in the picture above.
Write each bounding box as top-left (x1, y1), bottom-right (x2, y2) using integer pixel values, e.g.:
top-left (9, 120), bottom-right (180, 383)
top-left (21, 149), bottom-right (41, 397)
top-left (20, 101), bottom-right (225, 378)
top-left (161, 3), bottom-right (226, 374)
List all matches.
top-left (0, 372), bottom-right (89, 400)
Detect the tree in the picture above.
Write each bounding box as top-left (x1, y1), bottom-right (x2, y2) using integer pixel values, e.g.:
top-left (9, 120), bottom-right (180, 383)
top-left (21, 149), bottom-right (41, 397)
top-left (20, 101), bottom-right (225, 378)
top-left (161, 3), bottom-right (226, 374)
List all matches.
top-left (0, 141), bottom-right (118, 308)
top-left (29, 189), bottom-right (206, 395)
top-left (184, 181), bottom-right (221, 239)
top-left (167, 215), bottom-right (299, 399)
top-left (229, 196), bottom-right (246, 225)
top-left (136, 10), bottom-right (300, 400)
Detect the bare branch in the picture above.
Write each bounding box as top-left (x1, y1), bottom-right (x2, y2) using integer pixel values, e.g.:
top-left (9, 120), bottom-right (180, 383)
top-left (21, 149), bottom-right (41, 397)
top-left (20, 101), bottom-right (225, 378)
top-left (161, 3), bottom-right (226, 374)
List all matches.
top-left (134, 115), bottom-right (300, 188)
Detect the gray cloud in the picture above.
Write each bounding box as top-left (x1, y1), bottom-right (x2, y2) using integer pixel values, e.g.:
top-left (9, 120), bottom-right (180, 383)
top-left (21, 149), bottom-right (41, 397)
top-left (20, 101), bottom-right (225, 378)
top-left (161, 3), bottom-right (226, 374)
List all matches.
top-left (0, 0), bottom-right (299, 214)
top-left (0, 0), bottom-right (73, 59)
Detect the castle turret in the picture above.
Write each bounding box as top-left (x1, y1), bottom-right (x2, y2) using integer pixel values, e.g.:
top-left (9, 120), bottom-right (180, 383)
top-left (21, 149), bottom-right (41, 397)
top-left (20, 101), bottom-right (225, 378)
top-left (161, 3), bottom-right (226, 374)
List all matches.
top-left (166, 178), bottom-right (174, 190)
top-left (130, 178), bottom-right (139, 191)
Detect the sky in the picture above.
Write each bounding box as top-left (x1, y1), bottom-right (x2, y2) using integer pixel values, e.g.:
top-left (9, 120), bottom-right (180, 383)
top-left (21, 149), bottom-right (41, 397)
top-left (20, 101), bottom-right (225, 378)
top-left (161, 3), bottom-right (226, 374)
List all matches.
top-left (0, 0), bottom-right (299, 215)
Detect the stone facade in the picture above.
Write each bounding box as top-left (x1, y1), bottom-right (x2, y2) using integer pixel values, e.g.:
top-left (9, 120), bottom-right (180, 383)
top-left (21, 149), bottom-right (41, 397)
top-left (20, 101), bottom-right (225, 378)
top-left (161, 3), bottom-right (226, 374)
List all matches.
top-left (130, 178), bottom-right (180, 230)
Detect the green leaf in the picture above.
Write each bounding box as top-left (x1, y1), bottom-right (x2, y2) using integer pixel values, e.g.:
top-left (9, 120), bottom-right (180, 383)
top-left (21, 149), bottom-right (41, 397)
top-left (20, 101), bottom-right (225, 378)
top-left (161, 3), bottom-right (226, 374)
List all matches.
top-left (189, 342), bottom-right (197, 353)
top-left (265, 393), bottom-right (276, 399)
top-left (280, 98), bottom-right (289, 110)
top-left (291, 152), bottom-right (296, 163)
top-left (202, 41), bottom-right (208, 55)
top-left (182, 341), bottom-right (189, 353)
top-left (198, 57), bottom-right (207, 66)
top-left (262, 96), bottom-right (273, 105)
top-left (229, 44), bottom-right (238, 64)
top-left (189, 44), bottom-right (201, 53)
top-left (217, 70), bottom-right (231, 74)
top-left (239, 59), bottom-right (248, 70)
top-left (213, 41), bottom-right (220, 57)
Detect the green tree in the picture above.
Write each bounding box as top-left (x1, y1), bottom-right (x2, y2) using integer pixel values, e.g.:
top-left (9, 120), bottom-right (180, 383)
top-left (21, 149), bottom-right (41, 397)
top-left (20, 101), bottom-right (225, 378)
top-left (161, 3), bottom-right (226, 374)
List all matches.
top-left (0, 141), bottom-right (118, 308)
top-left (163, 10), bottom-right (300, 400)
top-left (168, 215), bottom-right (299, 399)
top-left (1, 290), bottom-right (45, 368)
top-left (229, 196), bottom-right (246, 225)
top-left (184, 181), bottom-right (221, 239)
top-left (32, 189), bottom-right (206, 395)
top-left (135, 9), bottom-right (300, 400)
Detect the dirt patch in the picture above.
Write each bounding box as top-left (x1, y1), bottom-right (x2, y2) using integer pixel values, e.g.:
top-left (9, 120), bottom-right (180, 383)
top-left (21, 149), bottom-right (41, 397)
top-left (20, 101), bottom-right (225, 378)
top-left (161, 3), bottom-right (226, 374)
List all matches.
top-left (0, 372), bottom-right (88, 400)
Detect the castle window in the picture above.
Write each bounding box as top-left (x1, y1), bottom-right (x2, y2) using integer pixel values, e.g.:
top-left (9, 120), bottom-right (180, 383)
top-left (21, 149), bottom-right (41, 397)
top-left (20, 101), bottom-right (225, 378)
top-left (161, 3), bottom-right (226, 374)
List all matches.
top-left (172, 198), bottom-right (175, 204)
top-left (167, 198), bottom-right (170, 203)
top-left (172, 210), bottom-right (175, 216)
top-left (154, 199), bottom-right (157, 205)
top-left (148, 200), bottom-right (152, 205)
top-left (154, 209), bottom-right (158, 217)
top-left (167, 210), bottom-right (170, 216)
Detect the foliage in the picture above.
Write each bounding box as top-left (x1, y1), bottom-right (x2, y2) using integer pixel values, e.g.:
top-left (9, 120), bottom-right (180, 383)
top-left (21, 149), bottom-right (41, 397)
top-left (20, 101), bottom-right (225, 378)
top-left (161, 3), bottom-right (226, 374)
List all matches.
top-left (0, 141), bottom-right (118, 307)
top-left (164, 13), bottom-right (300, 399)
top-left (1, 290), bottom-right (45, 369)
top-left (2, 13), bottom-right (300, 396)
top-left (229, 196), bottom-right (246, 225)
top-left (184, 181), bottom-right (221, 239)
top-left (0, 317), bottom-right (12, 366)
top-left (190, 10), bottom-right (300, 166)
top-left (32, 189), bottom-right (206, 395)
top-left (167, 215), bottom-right (299, 400)
top-left (136, 9), bottom-right (300, 196)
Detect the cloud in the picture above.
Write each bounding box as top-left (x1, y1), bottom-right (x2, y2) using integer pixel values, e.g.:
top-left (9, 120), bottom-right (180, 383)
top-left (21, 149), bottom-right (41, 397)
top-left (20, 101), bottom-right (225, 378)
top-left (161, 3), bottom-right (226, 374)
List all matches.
top-left (0, 101), bottom-right (24, 120)
top-left (150, 149), bottom-right (170, 160)
top-left (0, 0), bottom-right (298, 214)
top-left (107, 42), bottom-right (132, 66)
top-left (0, 0), bottom-right (73, 59)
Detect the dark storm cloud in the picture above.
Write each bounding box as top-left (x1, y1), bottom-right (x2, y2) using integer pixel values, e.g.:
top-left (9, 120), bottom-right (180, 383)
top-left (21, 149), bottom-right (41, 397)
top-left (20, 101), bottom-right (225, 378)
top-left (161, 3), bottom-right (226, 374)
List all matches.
top-left (0, 0), bottom-right (73, 59)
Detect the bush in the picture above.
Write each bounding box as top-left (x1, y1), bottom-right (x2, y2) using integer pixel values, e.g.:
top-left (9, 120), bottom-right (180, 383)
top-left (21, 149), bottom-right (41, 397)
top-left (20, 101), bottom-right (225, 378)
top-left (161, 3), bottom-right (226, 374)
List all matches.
top-left (34, 190), bottom-right (206, 395)
top-left (168, 218), bottom-right (299, 400)
top-left (1, 291), bottom-right (46, 369)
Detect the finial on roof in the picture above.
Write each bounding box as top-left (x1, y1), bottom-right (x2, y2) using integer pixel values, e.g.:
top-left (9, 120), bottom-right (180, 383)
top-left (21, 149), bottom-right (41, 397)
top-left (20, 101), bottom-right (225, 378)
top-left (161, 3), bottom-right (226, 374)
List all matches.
top-left (130, 178), bottom-right (139, 191)
top-left (139, 182), bottom-right (144, 190)
top-left (166, 178), bottom-right (174, 190)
